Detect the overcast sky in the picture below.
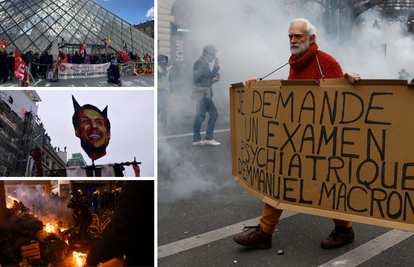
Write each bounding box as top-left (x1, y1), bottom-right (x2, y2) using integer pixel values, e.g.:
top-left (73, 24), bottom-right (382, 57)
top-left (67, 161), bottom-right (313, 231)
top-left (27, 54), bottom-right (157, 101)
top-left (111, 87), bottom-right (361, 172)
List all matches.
top-left (92, 0), bottom-right (154, 25)
top-left (36, 90), bottom-right (155, 177)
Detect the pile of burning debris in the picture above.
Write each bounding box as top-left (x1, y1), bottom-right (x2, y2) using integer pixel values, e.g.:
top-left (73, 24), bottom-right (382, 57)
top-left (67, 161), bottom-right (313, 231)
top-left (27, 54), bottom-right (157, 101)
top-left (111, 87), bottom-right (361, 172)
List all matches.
top-left (0, 197), bottom-right (71, 266)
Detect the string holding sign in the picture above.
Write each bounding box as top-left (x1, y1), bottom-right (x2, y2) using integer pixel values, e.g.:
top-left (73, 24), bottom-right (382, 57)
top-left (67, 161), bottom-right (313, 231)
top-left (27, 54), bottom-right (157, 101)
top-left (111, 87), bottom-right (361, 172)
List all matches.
top-left (259, 62), bottom-right (289, 81)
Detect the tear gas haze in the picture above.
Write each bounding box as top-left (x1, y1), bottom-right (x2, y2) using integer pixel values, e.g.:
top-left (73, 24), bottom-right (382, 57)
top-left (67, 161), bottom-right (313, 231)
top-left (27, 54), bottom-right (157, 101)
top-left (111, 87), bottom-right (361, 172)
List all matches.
top-left (7, 183), bottom-right (72, 227)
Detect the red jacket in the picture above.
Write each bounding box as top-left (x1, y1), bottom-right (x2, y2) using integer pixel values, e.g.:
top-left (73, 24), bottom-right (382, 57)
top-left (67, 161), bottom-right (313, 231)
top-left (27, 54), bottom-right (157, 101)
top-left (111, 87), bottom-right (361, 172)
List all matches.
top-left (288, 43), bottom-right (343, 80)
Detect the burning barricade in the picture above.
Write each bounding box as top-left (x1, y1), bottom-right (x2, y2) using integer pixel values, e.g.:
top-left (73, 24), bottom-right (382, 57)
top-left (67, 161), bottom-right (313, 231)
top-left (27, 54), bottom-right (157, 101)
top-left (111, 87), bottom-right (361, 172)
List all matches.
top-left (0, 196), bottom-right (70, 266)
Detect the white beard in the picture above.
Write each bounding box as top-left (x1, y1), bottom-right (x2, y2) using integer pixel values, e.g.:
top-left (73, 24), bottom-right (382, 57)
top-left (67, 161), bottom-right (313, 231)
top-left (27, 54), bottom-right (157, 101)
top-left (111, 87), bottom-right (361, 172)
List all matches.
top-left (290, 39), bottom-right (311, 57)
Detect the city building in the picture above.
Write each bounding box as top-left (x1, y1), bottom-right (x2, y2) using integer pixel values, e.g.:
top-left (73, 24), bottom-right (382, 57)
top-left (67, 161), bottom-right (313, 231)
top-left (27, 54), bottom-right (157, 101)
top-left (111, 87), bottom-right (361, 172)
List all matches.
top-left (134, 20), bottom-right (155, 38)
top-left (0, 0), bottom-right (154, 58)
top-left (0, 90), bottom-right (66, 177)
top-left (67, 153), bottom-right (87, 167)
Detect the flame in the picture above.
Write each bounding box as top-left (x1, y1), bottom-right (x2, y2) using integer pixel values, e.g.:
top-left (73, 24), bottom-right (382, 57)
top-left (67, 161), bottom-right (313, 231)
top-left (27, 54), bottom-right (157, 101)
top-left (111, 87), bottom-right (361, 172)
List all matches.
top-left (7, 196), bottom-right (19, 202)
top-left (65, 240), bottom-right (69, 245)
top-left (73, 251), bottom-right (86, 267)
top-left (44, 223), bottom-right (60, 234)
top-left (6, 196), bottom-right (19, 209)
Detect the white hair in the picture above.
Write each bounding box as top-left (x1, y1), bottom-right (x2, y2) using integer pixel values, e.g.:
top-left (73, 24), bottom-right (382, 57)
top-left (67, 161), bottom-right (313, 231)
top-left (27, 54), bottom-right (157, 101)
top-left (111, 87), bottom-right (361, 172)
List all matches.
top-left (290, 18), bottom-right (317, 42)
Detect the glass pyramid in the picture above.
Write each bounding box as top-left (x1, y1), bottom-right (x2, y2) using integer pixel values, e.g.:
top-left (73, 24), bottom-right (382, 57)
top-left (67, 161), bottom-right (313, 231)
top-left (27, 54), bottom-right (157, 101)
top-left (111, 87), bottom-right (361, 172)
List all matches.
top-left (0, 0), bottom-right (154, 57)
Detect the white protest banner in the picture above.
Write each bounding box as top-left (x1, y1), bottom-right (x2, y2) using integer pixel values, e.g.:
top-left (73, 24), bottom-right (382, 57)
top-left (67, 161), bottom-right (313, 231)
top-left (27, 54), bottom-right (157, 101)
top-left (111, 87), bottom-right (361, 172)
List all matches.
top-left (58, 63), bottom-right (110, 79)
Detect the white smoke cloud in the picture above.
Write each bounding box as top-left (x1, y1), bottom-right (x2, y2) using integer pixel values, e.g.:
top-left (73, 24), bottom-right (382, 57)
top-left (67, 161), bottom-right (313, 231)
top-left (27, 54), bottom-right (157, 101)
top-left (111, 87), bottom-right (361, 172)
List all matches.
top-left (7, 183), bottom-right (73, 227)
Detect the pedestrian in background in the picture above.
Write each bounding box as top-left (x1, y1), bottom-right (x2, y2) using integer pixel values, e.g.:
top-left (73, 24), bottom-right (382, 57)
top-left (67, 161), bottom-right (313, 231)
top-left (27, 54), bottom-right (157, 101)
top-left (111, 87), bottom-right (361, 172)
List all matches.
top-left (398, 68), bottom-right (410, 81)
top-left (192, 44), bottom-right (221, 146)
top-left (158, 54), bottom-right (173, 127)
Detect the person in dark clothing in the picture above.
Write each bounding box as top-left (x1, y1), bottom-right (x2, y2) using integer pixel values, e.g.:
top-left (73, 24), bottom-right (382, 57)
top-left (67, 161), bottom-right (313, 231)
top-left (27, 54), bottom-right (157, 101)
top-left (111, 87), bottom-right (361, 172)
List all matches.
top-left (86, 181), bottom-right (154, 267)
top-left (33, 51), bottom-right (39, 79)
top-left (90, 54), bottom-right (97, 64)
top-left (66, 53), bottom-right (72, 63)
top-left (107, 60), bottom-right (122, 86)
top-left (39, 51), bottom-right (48, 78)
top-left (24, 50), bottom-right (34, 66)
top-left (45, 54), bottom-right (53, 78)
top-left (23, 50), bottom-right (35, 79)
top-left (68, 201), bottom-right (93, 245)
top-left (103, 189), bottom-right (110, 211)
top-left (7, 52), bottom-right (14, 81)
top-left (117, 55), bottom-right (123, 64)
top-left (72, 51), bottom-right (81, 64)
top-left (0, 51), bottom-right (8, 83)
top-left (129, 52), bottom-right (136, 61)
top-left (109, 190), bottom-right (116, 211)
top-left (192, 44), bottom-right (221, 146)
top-left (96, 190), bottom-right (104, 215)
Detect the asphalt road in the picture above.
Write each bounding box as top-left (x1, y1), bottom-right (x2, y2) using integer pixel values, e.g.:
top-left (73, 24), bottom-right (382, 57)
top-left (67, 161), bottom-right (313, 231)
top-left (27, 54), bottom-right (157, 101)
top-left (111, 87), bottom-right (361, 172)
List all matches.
top-left (157, 110), bottom-right (414, 267)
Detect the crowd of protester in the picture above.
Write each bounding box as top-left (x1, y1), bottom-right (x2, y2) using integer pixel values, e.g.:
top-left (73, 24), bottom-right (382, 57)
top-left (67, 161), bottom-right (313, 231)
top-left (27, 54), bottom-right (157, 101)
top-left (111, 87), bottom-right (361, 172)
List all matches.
top-left (0, 48), bottom-right (153, 83)
top-left (69, 188), bottom-right (120, 215)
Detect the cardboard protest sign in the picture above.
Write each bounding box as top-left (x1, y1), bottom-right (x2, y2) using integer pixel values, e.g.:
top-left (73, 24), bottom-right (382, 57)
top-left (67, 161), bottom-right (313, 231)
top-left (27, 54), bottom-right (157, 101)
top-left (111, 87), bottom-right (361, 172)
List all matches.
top-left (230, 78), bottom-right (414, 232)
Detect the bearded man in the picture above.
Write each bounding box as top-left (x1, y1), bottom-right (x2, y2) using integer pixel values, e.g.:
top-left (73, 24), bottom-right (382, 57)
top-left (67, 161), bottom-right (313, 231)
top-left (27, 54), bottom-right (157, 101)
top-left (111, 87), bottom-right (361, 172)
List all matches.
top-left (72, 96), bottom-right (111, 161)
top-left (233, 18), bottom-right (361, 250)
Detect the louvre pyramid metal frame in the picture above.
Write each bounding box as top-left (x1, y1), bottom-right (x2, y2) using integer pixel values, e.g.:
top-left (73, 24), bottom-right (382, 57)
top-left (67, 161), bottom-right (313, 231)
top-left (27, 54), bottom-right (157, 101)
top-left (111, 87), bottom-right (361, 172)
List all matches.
top-left (0, 0), bottom-right (154, 57)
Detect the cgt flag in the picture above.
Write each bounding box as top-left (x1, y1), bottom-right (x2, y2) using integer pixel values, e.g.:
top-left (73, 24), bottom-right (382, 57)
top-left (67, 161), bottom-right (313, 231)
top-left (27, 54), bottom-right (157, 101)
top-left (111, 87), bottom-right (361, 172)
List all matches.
top-left (0, 37), bottom-right (6, 50)
top-left (119, 51), bottom-right (131, 62)
top-left (80, 41), bottom-right (86, 57)
top-left (106, 36), bottom-right (112, 48)
top-left (14, 49), bottom-right (29, 87)
top-left (52, 53), bottom-right (68, 71)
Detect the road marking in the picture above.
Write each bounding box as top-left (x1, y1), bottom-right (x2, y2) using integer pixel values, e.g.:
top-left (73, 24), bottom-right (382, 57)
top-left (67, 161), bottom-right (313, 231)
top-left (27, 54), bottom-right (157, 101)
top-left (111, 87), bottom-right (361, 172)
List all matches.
top-left (158, 128), bottom-right (230, 139)
top-left (319, 229), bottom-right (414, 267)
top-left (158, 211), bottom-right (297, 259)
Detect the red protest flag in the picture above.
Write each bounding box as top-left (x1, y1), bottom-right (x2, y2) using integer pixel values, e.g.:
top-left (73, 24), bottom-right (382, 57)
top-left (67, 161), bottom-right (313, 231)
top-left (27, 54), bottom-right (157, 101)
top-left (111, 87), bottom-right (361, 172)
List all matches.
top-left (22, 68), bottom-right (29, 87)
top-left (52, 52), bottom-right (62, 71)
top-left (62, 56), bottom-right (68, 63)
top-left (118, 51), bottom-right (131, 62)
top-left (80, 41), bottom-right (86, 57)
top-left (145, 53), bottom-right (151, 62)
top-left (14, 49), bottom-right (27, 79)
top-left (0, 38), bottom-right (6, 50)
top-left (106, 36), bottom-right (112, 48)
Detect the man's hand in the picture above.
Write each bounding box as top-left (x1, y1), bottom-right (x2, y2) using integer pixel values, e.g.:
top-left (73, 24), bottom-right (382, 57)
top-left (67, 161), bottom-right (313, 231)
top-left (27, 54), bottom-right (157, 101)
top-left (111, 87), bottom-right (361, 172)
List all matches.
top-left (212, 76), bottom-right (220, 83)
top-left (167, 65), bottom-right (173, 71)
top-left (214, 57), bottom-right (219, 66)
top-left (344, 72), bottom-right (361, 85)
top-left (247, 78), bottom-right (257, 87)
